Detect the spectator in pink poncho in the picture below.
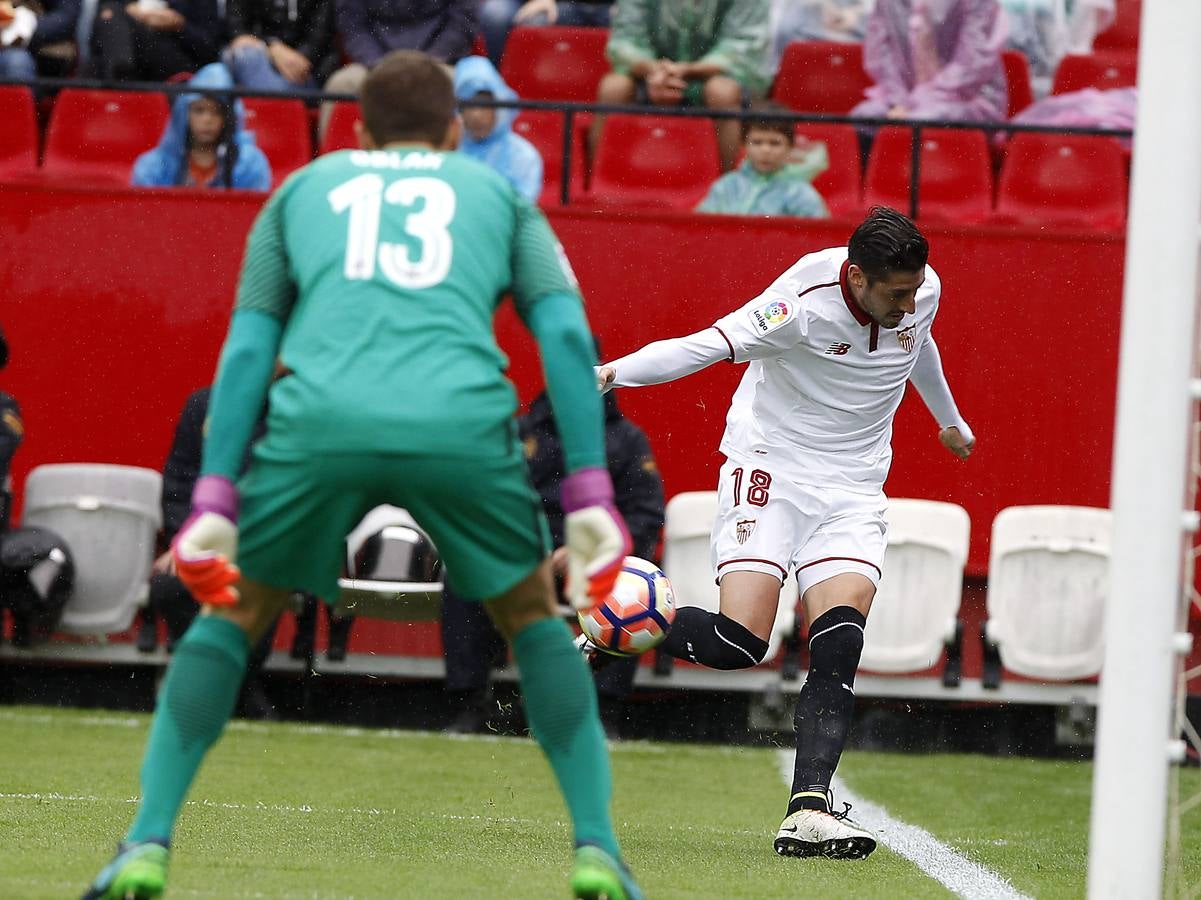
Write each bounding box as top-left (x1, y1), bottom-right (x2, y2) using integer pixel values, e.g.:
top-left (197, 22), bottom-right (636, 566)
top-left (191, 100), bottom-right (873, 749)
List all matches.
top-left (852, 0), bottom-right (1008, 123)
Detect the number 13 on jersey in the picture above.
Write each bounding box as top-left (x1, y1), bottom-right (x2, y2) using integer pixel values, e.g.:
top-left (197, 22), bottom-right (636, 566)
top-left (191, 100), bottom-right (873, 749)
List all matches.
top-left (328, 173), bottom-right (456, 289)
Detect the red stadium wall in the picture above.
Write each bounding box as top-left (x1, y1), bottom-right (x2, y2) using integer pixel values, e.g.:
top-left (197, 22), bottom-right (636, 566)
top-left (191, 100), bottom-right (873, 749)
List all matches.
top-left (0, 183), bottom-right (1124, 580)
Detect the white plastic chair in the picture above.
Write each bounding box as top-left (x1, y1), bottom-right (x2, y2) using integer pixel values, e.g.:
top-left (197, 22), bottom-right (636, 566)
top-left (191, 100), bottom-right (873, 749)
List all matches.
top-left (661, 491), bottom-right (799, 665)
top-left (985, 505), bottom-right (1111, 681)
top-left (335, 505), bottom-right (444, 621)
top-left (861, 498), bottom-right (970, 674)
top-left (22, 463), bottom-right (161, 635)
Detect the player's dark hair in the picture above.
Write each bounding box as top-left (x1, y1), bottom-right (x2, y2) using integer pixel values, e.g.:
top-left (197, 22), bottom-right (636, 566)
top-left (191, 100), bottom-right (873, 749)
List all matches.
top-left (741, 102), bottom-right (794, 143)
top-left (848, 207), bottom-right (929, 282)
top-left (361, 50), bottom-right (456, 147)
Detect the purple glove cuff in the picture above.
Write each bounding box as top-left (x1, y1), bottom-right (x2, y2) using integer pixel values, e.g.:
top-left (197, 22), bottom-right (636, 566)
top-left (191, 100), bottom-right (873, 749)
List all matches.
top-left (191, 474), bottom-right (239, 521)
top-left (561, 467), bottom-right (615, 513)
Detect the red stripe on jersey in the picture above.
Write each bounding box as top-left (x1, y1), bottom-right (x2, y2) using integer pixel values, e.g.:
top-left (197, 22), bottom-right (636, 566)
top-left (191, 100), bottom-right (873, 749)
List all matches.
top-left (839, 259), bottom-right (872, 327)
top-left (869, 322), bottom-right (879, 352)
top-left (717, 557), bottom-right (789, 580)
top-left (796, 556), bottom-right (883, 578)
top-left (797, 279), bottom-right (838, 300)
top-left (713, 325), bottom-right (735, 361)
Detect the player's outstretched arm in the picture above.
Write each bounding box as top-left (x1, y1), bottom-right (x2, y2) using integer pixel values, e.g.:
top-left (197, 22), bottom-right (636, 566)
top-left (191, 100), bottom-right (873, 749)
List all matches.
top-left (599, 328), bottom-right (732, 392)
top-left (909, 335), bottom-right (975, 460)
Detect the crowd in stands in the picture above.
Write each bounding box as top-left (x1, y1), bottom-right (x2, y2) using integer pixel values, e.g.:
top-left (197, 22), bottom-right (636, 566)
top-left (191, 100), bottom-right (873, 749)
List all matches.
top-left (0, 0), bottom-right (1137, 224)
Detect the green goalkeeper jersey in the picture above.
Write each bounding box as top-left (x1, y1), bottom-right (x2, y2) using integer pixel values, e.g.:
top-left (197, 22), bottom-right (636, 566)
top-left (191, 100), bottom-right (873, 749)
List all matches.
top-left (234, 147), bottom-right (580, 459)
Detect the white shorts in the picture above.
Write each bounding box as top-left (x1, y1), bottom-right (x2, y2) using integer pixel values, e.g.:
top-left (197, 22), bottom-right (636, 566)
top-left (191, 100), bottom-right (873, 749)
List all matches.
top-left (710, 458), bottom-right (887, 596)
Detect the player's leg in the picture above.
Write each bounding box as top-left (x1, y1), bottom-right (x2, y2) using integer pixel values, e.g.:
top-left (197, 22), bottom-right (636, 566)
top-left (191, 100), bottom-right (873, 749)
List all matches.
top-left (82, 579), bottom-right (291, 900)
top-left (657, 570), bottom-right (778, 668)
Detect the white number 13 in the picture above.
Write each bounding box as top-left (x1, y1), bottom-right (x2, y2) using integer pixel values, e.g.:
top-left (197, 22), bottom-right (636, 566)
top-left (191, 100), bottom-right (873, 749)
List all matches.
top-left (327, 174), bottom-right (456, 289)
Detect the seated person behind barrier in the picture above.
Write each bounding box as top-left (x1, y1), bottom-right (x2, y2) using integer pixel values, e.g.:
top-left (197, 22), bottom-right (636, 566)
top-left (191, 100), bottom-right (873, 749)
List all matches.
top-left (453, 55), bottom-right (543, 203)
top-left (0, 326), bottom-right (20, 536)
top-left (851, 0), bottom-right (1007, 124)
top-left (697, 105), bottom-right (830, 218)
top-left (131, 63), bottom-right (272, 190)
top-left (222, 0), bottom-right (338, 91)
top-left (593, 0), bottom-right (772, 172)
top-left (87, 0), bottom-right (221, 81)
top-left (770, 0), bottom-right (872, 67)
top-left (442, 382), bottom-right (666, 737)
top-left (478, 0), bottom-right (612, 66)
top-left (0, 0), bottom-right (81, 81)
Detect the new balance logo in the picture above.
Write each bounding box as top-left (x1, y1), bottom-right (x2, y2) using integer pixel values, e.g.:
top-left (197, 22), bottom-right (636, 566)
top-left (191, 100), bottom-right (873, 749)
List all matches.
top-left (825, 342), bottom-right (852, 356)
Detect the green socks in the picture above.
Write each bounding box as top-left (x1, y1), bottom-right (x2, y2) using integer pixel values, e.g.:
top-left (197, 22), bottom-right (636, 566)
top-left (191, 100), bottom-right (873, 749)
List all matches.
top-left (511, 617), bottom-right (620, 859)
top-left (126, 616), bottom-right (249, 843)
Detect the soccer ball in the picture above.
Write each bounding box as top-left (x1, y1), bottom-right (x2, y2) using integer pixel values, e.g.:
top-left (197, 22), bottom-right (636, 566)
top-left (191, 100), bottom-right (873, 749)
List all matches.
top-left (577, 556), bottom-right (676, 656)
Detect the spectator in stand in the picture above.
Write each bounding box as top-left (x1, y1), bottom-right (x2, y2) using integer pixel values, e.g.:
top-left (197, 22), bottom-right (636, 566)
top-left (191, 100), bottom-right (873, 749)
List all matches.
top-left (87, 0), bottom-right (221, 81)
top-left (593, 0), bottom-right (772, 173)
top-left (322, 0), bottom-right (477, 132)
top-left (223, 0), bottom-right (339, 91)
top-left (131, 63), bottom-right (272, 190)
top-left (851, 0), bottom-right (1008, 124)
top-left (770, 0), bottom-right (874, 68)
top-left (0, 327), bottom-right (20, 538)
top-left (697, 106), bottom-right (830, 218)
top-left (454, 55), bottom-right (543, 202)
top-left (1001, 0), bottom-right (1115, 98)
top-left (0, 0), bottom-right (81, 81)
top-left (478, 0), bottom-right (612, 67)
top-left (442, 376), bottom-right (666, 737)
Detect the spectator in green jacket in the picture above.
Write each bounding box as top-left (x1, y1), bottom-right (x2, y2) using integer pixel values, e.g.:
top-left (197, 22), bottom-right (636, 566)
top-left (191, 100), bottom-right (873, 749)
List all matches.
top-left (697, 109), bottom-right (830, 218)
top-left (591, 0), bottom-right (771, 172)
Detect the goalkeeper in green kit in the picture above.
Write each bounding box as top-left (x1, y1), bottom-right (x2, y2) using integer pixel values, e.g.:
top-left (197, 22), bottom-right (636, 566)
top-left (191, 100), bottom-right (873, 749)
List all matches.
top-left (83, 50), bottom-right (641, 900)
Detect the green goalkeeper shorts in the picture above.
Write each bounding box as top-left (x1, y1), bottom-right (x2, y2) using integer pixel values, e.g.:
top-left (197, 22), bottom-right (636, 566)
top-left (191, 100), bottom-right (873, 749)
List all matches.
top-left (235, 439), bottom-right (551, 602)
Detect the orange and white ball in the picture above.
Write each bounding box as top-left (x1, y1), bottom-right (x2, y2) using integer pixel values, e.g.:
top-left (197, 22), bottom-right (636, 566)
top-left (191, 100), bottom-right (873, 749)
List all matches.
top-left (578, 556), bottom-right (676, 656)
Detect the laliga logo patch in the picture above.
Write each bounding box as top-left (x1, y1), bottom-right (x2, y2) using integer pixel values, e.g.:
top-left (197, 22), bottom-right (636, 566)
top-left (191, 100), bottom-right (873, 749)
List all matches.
top-left (748, 299), bottom-right (791, 334)
top-left (735, 518), bottom-right (757, 545)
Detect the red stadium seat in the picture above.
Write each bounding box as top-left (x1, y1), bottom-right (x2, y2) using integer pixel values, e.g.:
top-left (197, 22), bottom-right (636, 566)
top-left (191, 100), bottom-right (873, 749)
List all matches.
top-left (771, 41), bottom-right (872, 114)
top-left (995, 133), bottom-right (1127, 230)
top-left (43, 89), bottom-right (169, 184)
top-left (863, 127), bottom-right (993, 224)
top-left (0, 86), bottom-right (38, 178)
top-left (241, 98), bottom-right (312, 186)
top-left (793, 122), bottom-right (861, 217)
top-left (512, 111), bottom-right (586, 206)
top-left (1051, 52), bottom-right (1137, 95)
top-left (320, 101), bottom-right (360, 154)
top-left (589, 114), bottom-right (720, 209)
top-left (1093, 0), bottom-right (1141, 52)
top-left (1001, 50), bottom-right (1035, 117)
top-left (500, 26), bottom-right (610, 102)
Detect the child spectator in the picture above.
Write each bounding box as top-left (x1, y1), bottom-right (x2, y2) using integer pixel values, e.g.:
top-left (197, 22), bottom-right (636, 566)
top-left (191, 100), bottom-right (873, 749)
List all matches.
top-left (88, 0), bottom-right (221, 81)
top-left (696, 108), bottom-right (830, 218)
top-left (593, 0), bottom-right (772, 172)
top-left (479, 0), bottom-right (612, 66)
top-left (453, 55), bottom-right (543, 202)
top-left (223, 0), bottom-right (339, 91)
top-left (852, 0), bottom-right (1008, 124)
top-left (131, 63), bottom-right (272, 190)
top-left (0, 0), bottom-right (81, 81)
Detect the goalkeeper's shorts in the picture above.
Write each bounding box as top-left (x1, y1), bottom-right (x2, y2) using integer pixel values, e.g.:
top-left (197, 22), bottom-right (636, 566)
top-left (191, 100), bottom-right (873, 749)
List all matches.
top-left (236, 439), bottom-right (550, 602)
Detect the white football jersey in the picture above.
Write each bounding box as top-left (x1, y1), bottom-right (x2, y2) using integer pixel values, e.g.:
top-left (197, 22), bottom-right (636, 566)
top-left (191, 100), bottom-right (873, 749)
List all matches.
top-left (712, 246), bottom-right (941, 493)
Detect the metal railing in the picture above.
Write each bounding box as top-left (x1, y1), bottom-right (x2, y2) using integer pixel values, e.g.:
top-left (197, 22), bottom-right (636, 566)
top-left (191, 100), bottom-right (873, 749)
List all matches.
top-left (4, 75), bottom-right (1135, 219)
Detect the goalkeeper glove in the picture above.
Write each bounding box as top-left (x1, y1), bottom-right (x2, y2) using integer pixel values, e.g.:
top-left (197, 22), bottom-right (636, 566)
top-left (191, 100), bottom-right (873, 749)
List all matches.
top-left (171, 474), bottom-right (241, 607)
top-left (561, 467), bottom-right (632, 611)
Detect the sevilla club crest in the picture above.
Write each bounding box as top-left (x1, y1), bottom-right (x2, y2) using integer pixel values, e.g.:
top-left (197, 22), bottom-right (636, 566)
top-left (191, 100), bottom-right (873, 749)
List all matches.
top-left (897, 325), bottom-right (916, 353)
top-left (735, 518), bottom-right (756, 545)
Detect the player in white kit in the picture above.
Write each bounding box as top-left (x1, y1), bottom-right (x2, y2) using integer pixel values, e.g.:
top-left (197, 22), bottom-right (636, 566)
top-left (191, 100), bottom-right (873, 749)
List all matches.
top-left (594, 208), bottom-right (974, 859)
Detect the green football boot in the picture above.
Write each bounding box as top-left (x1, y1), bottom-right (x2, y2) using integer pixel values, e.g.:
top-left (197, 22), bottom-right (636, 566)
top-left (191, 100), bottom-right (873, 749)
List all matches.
top-left (570, 844), bottom-right (643, 900)
top-left (81, 839), bottom-right (169, 899)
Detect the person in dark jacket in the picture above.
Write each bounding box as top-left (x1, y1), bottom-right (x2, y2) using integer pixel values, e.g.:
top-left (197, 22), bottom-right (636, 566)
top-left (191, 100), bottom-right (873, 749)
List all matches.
top-left (441, 386), bottom-right (666, 736)
top-left (0, 327), bottom-right (21, 535)
top-left (88, 0), bottom-right (221, 81)
top-left (223, 0), bottom-right (338, 90)
top-left (0, 0), bottom-right (82, 81)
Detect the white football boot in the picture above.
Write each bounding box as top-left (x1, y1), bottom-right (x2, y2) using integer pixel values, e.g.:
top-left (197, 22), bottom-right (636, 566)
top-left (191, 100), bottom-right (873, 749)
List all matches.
top-left (774, 800), bottom-right (877, 860)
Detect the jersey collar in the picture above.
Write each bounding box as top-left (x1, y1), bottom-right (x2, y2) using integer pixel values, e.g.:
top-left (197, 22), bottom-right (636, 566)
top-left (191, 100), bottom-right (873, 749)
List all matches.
top-left (839, 259), bottom-right (872, 327)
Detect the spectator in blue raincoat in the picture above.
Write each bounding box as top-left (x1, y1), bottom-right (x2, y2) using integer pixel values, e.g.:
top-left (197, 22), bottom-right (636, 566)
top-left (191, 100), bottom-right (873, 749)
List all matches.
top-left (131, 63), bottom-right (272, 191)
top-left (453, 55), bottom-right (543, 202)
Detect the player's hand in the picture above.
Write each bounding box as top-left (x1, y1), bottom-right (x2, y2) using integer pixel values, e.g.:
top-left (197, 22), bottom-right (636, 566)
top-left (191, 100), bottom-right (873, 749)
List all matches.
top-left (171, 475), bottom-right (241, 607)
top-left (939, 425), bottom-right (975, 461)
top-left (561, 468), bottom-right (632, 611)
top-left (596, 365), bottom-right (617, 393)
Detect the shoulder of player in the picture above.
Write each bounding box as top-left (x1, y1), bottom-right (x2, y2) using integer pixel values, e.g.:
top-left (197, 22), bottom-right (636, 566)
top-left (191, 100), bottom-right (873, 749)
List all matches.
top-left (778, 247), bottom-right (846, 301)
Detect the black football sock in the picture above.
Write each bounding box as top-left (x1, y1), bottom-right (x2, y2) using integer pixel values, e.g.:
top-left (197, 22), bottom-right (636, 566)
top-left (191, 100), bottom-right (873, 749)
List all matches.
top-left (788, 606), bottom-right (866, 816)
top-left (660, 607), bottom-right (768, 670)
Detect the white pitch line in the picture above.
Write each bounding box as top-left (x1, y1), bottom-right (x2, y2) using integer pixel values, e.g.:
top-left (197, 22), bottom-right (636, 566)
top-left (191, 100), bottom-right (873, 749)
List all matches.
top-left (775, 750), bottom-right (1032, 900)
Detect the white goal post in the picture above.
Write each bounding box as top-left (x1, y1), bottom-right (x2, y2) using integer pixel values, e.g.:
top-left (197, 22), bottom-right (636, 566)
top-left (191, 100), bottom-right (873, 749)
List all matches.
top-left (1086, 0), bottom-right (1201, 896)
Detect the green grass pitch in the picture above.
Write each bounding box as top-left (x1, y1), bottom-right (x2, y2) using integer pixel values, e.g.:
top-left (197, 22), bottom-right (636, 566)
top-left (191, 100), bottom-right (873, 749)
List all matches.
top-left (1, 705), bottom-right (1197, 898)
